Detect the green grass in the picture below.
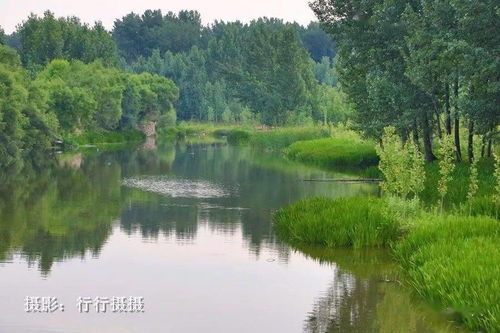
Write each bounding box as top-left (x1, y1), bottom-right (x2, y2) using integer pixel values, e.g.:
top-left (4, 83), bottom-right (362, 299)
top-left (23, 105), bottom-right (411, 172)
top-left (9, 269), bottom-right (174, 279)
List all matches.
top-left (420, 160), bottom-right (496, 209)
top-left (285, 137), bottom-right (379, 168)
top-left (226, 129), bottom-right (251, 145)
top-left (393, 215), bottom-right (500, 331)
top-left (66, 130), bottom-right (144, 146)
top-left (249, 127), bottom-right (330, 150)
top-left (173, 122), bottom-right (244, 138)
top-left (273, 197), bottom-right (401, 248)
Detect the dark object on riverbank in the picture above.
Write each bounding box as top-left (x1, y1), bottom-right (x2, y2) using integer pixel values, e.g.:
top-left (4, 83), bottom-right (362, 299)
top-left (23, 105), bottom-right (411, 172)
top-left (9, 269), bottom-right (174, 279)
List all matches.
top-left (303, 178), bottom-right (381, 183)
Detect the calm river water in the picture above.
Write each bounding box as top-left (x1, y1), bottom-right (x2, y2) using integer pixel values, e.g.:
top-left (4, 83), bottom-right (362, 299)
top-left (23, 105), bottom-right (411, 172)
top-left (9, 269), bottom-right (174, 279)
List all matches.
top-left (0, 139), bottom-right (462, 332)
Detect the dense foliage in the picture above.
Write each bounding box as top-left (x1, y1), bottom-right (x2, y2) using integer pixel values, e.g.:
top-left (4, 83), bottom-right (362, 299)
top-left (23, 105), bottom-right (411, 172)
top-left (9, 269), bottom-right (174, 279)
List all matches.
top-left (16, 11), bottom-right (117, 70)
top-left (0, 44), bottom-right (178, 167)
top-left (311, 0), bottom-right (499, 162)
top-left (121, 15), bottom-right (340, 125)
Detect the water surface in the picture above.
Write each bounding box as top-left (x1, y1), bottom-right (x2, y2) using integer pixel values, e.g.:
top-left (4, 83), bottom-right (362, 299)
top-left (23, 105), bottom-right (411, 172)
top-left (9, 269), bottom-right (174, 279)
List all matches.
top-left (0, 141), bottom-right (461, 332)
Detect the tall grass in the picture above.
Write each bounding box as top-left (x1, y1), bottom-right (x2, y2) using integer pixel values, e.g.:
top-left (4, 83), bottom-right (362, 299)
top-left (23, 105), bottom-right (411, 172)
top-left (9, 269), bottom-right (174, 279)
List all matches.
top-left (173, 122), bottom-right (243, 138)
top-left (393, 215), bottom-right (500, 331)
top-left (67, 130), bottom-right (144, 146)
top-left (285, 137), bottom-right (379, 168)
top-left (420, 160), bottom-right (496, 210)
top-left (249, 127), bottom-right (330, 150)
top-left (273, 197), bottom-right (401, 248)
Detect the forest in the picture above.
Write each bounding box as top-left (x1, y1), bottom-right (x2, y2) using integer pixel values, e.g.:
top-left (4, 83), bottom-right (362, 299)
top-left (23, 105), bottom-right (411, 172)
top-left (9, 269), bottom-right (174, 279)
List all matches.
top-left (0, 9), bottom-right (345, 166)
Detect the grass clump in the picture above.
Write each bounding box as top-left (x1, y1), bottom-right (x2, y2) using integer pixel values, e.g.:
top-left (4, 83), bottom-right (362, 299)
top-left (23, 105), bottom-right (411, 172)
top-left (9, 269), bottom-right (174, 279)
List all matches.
top-left (393, 215), bottom-right (500, 331)
top-left (249, 127), bottom-right (329, 151)
top-left (273, 197), bottom-right (401, 248)
top-left (285, 137), bottom-right (379, 168)
top-left (226, 129), bottom-right (251, 145)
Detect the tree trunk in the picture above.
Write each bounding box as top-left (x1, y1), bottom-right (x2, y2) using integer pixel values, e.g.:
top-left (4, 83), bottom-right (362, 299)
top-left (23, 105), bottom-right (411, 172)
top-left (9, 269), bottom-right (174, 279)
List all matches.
top-left (454, 116), bottom-right (462, 162)
top-left (435, 109), bottom-right (443, 139)
top-left (467, 120), bottom-right (474, 162)
top-left (445, 82), bottom-right (452, 135)
top-left (453, 75), bottom-right (462, 161)
top-left (422, 115), bottom-right (437, 162)
top-left (412, 119), bottom-right (420, 149)
top-left (487, 137), bottom-right (492, 157)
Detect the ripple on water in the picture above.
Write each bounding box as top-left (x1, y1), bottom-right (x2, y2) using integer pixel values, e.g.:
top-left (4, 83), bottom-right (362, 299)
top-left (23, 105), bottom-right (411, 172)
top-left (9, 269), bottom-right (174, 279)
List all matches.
top-left (122, 176), bottom-right (231, 198)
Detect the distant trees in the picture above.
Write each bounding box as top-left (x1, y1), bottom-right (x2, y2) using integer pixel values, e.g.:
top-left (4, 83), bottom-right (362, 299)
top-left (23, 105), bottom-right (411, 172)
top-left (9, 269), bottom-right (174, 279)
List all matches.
top-left (112, 10), bottom-right (202, 62)
top-left (311, 0), bottom-right (499, 161)
top-left (16, 11), bottom-right (117, 69)
top-left (34, 59), bottom-right (178, 132)
top-left (0, 43), bottom-right (178, 167)
top-left (1, 9), bottom-right (354, 166)
top-left (123, 15), bottom-right (329, 126)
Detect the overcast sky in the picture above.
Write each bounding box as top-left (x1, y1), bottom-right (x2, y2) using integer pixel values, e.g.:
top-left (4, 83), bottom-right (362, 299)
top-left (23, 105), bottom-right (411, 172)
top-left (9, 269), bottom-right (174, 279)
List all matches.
top-left (0, 0), bottom-right (317, 33)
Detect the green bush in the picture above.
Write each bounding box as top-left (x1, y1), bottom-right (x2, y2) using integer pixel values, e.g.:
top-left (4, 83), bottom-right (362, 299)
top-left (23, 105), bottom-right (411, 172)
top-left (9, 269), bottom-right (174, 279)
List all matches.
top-left (285, 137), bottom-right (379, 168)
top-left (249, 127), bottom-right (329, 151)
top-left (273, 197), bottom-right (401, 248)
top-left (157, 110), bottom-right (177, 132)
top-left (393, 215), bottom-right (500, 331)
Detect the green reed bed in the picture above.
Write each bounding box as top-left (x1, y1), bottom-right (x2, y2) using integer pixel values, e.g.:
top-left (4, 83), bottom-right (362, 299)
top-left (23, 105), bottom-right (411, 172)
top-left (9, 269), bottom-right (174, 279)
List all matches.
top-left (66, 130), bottom-right (144, 147)
top-left (393, 215), bottom-right (500, 331)
top-left (273, 197), bottom-right (401, 248)
top-left (249, 127), bottom-right (330, 151)
top-left (285, 137), bottom-right (379, 168)
top-left (173, 122), bottom-right (242, 138)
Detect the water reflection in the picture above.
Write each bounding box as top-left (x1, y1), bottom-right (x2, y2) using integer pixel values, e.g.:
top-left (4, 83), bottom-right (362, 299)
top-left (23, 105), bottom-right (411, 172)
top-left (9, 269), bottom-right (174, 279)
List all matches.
top-left (0, 142), bottom-right (375, 273)
top-left (299, 248), bottom-right (463, 332)
top-left (0, 141), bottom-right (461, 332)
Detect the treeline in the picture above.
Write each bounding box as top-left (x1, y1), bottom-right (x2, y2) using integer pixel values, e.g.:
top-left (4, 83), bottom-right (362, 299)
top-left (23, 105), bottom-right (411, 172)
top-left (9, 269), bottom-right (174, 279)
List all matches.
top-left (116, 11), bottom-right (340, 125)
top-left (2, 10), bottom-right (350, 127)
top-left (0, 44), bottom-right (178, 166)
top-left (311, 0), bottom-right (499, 162)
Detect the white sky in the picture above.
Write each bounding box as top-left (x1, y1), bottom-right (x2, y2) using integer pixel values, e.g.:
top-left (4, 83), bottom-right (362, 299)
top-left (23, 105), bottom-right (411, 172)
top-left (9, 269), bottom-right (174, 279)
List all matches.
top-left (0, 0), bottom-right (317, 34)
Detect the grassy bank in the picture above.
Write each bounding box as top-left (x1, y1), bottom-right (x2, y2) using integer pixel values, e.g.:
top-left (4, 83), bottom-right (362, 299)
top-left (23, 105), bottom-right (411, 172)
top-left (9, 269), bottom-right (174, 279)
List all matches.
top-left (394, 215), bottom-right (500, 331)
top-left (248, 127), bottom-right (330, 150)
top-left (65, 130), bottom-right (145, 148)
top-left (273, 197), bottom-right (500, 331)
top-left (273, 197), bottom-right (400, 248)
top-left (171, 122), bottom-right (244, 138)
top-left (285, 137), bottom-right (379, 168)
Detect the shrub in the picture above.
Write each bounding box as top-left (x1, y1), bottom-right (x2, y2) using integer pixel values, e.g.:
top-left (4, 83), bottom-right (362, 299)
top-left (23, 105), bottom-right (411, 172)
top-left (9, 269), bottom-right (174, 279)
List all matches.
top-left (226, 129), bottom-right (251, 145)
top-left (273, 197), bottom-right (401, 248)
top-left (157, 110), bottom-right (177, 132)
top-left (393, 215), bottom-right (500, 331)
top-left (376, 126), bottom-right (425, 199)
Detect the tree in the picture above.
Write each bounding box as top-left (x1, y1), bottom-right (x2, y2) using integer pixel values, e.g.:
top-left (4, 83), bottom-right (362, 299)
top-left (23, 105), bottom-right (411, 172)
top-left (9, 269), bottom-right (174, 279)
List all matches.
top-left (17, 11), bottom-right (117, 69)
top-left (0, 45), bottom-right (57, 166)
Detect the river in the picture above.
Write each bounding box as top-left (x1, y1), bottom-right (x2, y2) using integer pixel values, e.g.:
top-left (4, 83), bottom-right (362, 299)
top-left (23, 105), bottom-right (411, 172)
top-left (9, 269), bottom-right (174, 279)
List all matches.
top-left (0, 139), bottom-right (462, 332)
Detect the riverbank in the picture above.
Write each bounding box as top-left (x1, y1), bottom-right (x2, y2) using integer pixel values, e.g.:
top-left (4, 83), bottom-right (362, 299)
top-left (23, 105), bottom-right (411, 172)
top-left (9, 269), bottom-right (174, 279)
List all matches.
top-left (61, 130), bottom-right (145, 152)
top-left (273, 196), bottom-right (500, 331)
